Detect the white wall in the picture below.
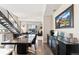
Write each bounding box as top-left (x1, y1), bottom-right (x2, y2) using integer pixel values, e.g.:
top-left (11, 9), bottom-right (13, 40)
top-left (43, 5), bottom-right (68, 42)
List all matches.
top-left (19, 18), bottom-right (42, 33)
top-left (21, 22), bottom-right (27, 33)
top-left (19, 18), bottom-right (42, 22)
top-left (53, 4), bottom-right (79, 39)
top-left (43, 15), bottom-right (53, 42)
top-left (0, 34), bottom-right (3, 45)
top-left (43, 5), bottom-right (61, 43)
top-left (21, 21), bottom-right (42, 33)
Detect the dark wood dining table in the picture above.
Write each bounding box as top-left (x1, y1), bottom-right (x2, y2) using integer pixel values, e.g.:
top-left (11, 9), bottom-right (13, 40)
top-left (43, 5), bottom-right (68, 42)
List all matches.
top-left (1, 35), bottom-right (34, 55)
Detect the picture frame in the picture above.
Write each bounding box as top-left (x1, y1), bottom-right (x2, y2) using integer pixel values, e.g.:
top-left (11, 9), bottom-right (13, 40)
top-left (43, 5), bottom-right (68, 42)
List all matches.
top-left (55, 5), bottom-right (74, 29)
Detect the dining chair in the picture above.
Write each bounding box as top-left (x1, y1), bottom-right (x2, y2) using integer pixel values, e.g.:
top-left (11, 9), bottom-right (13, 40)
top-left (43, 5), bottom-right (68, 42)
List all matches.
top-left (28, 34), bottom-right (37, 54)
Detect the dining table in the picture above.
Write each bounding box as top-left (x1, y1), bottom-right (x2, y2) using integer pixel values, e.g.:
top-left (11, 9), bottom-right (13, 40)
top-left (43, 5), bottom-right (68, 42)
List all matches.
top-left (1, 34), bottom-right (35, 55)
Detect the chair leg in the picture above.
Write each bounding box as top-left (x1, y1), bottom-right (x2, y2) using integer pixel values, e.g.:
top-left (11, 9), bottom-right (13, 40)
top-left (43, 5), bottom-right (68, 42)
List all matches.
top-left (14, 45), bottom-right (15, 51)
top-left (34, 45), bottom-right (37, 54)
top-left (35, 45), bottom-right (36, 50)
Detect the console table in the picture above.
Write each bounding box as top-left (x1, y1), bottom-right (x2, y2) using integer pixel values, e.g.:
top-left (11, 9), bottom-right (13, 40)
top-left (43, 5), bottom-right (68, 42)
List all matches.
top-left (58, 39), bottom-right (79, 55)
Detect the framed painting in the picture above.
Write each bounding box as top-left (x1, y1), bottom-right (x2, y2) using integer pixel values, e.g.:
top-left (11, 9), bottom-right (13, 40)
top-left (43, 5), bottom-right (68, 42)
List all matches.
top-left (55, 5), bottom-right (74, 29)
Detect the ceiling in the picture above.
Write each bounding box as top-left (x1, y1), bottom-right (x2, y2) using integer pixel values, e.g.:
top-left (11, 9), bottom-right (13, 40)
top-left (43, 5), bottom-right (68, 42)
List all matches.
top-left (0, 4), bottom-right (61, 21)
top-left (45, 4), bottom-right (61, 16)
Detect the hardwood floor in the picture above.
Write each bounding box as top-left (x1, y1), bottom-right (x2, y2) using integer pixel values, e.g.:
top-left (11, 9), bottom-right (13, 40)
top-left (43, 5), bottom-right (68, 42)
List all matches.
top-left (36, 43), bottom-right (53, 55)
top-left (13, 40), bottom-right (53, 55)
top-left (28, 40), bottom-right (53, 55)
